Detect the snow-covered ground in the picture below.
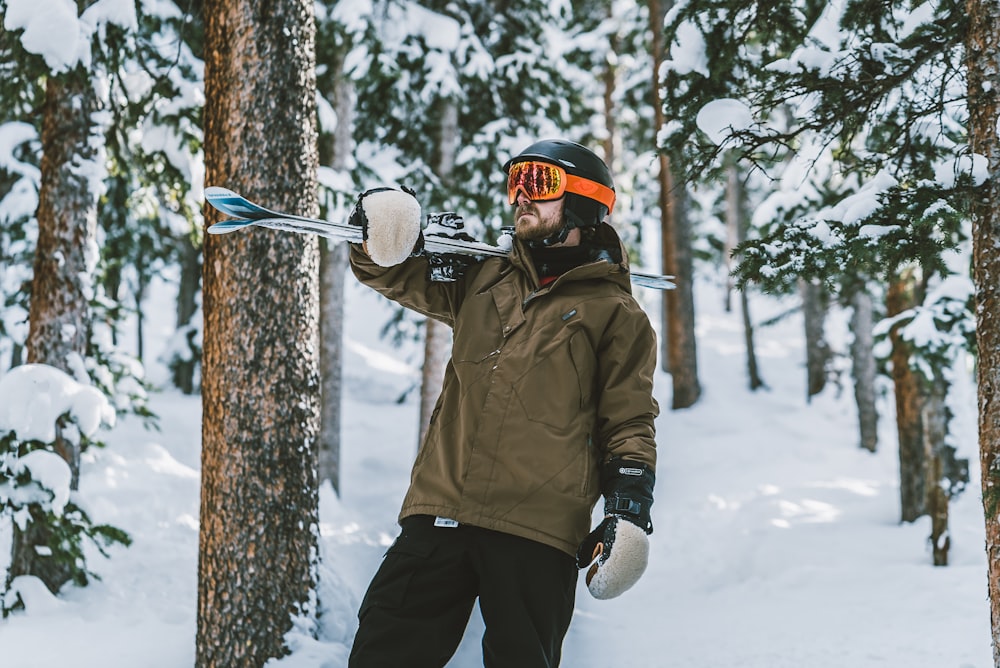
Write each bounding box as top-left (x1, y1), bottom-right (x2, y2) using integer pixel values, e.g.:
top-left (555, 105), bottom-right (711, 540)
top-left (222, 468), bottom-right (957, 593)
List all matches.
top-left (0, 274), bottom-right (991, 667)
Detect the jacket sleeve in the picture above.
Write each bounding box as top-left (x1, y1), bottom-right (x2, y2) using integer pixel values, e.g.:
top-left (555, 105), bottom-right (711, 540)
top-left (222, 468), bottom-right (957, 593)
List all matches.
top-left (594, 300), bottom-right (659, 471)
top-left (349, 244), bottom-right (475, 327)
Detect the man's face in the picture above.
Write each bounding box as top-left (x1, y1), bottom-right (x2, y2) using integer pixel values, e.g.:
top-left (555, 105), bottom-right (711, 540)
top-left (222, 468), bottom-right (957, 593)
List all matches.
top-left (513, 196), bottom-right (565, 242)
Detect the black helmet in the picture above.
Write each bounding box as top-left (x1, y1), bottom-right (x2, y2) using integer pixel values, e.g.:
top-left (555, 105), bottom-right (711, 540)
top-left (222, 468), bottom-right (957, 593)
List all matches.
top-left (503, 139), bottom-right (615, 229)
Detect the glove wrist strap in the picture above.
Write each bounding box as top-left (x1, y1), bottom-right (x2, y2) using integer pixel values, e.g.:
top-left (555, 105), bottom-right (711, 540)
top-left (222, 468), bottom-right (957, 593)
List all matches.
top-left (601, 459), bottom-right (655, 534)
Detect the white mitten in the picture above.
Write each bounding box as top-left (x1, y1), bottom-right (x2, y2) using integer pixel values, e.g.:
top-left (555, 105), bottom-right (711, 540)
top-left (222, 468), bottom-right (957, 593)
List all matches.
top-left (349, 187), bottom-right (422, 267)
top-left (577, 516), bottom-right (650, 599)
top-left (577, 459), bottom-right (655, 599)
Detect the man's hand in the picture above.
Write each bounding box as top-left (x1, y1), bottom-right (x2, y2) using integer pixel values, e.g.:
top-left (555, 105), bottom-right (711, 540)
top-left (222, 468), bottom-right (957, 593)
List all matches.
top-left (348, 187), bottom-right (423, 267)
top-left (576, 515), bottom-right (650, 600)
top-left (576, 460), bottom-right (654, 599)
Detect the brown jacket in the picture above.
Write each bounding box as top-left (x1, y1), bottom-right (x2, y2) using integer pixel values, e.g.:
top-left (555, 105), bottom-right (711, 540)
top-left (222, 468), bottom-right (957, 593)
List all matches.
top-left (350, 224), bottom-right (658, 556)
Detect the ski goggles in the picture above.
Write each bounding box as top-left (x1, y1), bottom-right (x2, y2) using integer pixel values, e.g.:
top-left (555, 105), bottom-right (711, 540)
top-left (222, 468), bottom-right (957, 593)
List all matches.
top-left (506, 161), bottom-right (616, 213)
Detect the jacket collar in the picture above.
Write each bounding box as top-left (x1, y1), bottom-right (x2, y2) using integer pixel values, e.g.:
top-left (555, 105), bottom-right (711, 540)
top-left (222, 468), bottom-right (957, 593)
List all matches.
top-left (509, 223), bottom-right (633, 294)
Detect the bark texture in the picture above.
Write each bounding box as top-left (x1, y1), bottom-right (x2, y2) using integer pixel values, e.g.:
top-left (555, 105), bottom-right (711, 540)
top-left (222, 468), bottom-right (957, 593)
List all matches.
top-left (319, 242), bottom-right (346, 493)
top-left (886, 272), bottom-right (928, 523)
top-left (800, 278), bottom-right (830, 400)
top-left (198, 0), bottom-right (320, 661)
top-left (172, 234), bottom-right (201, 394)
top-left (966, 0), bottom-right (1000, 660)
top-left (923, 380), bottom-right (950, 566)
top-left (849, 288), bottom-right (879, 453)
top-left (728, 160), bottom-right (763, 390)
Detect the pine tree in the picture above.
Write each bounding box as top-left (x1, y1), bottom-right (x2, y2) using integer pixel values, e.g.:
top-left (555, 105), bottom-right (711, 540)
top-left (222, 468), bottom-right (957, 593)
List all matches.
top-left (658, 0), bottom-right (973, 559)
top-left (0, 0), bottom-right (188, 595)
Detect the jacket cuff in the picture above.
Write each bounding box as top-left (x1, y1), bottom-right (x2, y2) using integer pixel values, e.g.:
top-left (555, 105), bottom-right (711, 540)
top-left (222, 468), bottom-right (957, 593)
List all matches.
top-left (601, 459), bottom-right (655, 534)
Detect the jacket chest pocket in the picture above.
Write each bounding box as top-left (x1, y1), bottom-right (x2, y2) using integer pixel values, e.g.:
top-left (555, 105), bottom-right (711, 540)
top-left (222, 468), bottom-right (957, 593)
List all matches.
top-left (513, 329), bottom-right (596, 429)
top-left (452, 291), bottom-right (503, 364)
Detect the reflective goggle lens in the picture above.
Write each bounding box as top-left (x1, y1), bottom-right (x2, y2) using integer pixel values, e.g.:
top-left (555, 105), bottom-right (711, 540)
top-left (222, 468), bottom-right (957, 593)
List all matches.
top-left (506, 160), bottom-right (617, 214)
top-left (507, 161), bottom-right (566, 204)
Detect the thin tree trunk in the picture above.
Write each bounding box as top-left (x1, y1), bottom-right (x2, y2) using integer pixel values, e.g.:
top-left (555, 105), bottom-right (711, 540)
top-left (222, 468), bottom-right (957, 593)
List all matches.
top-left (966, 0), bottom-right (1000, 658)
top-left (198, 0), bottom-right (320, 661)
top-left (728, 159), bottom-right (763, 390)
top-left (800, 278), bottom-right (829, 400)
top-left (650, 0), bottom-right (700, 408)
top-left (317, 61), bottom-right (354, 495)
top-left (134, 258), bottom-right (146, 362)
top-left (173, 234), bottom-right (201, 394)
top-left (739, 289), bottom-right (763, 390)
top-left (886, 271), bottom-right (928, 523)
top-left (14, 64), bottom-right (101, 593)
top-left (849, 288), bottom-right (879, 452)
top-left (319, 243), bottom-right (347, 494)
top-left (724, 164), bottom-right (739, 314)
top-left (923, 377), bottom-right (950, 566)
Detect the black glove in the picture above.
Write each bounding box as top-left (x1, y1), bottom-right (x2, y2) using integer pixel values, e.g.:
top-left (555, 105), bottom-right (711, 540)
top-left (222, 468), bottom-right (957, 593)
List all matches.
top-left (576, 459), bottom-right (655, 599)
top-left (348, 186), bottom-right (423, 267)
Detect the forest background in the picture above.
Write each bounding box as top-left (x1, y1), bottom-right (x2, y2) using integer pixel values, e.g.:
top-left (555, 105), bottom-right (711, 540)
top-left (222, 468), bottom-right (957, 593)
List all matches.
top-left (1, 0), bottom-right (999, 666)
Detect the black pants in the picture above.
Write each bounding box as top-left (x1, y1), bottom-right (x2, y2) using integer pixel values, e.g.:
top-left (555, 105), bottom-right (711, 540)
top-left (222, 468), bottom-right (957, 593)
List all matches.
top-left (348, 515), bottom-right (577, 668)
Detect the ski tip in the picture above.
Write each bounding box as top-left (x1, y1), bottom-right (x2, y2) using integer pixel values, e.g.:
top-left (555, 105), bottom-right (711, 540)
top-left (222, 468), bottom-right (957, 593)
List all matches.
top-left (631, 273), bottom-right (676, 290)
top-left (207, 218), bottom-right (255, 234)
top-left (205, 186), bottom-right (239, 199)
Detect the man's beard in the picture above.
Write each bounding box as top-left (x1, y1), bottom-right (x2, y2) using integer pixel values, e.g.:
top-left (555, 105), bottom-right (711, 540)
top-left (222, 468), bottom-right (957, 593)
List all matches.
top-left (515, 204), bottom-right (564, 241)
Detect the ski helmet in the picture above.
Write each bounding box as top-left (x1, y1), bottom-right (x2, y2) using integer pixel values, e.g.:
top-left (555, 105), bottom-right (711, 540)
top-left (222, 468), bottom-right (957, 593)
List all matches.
top-left (503, 139), bottom-right (616, 230)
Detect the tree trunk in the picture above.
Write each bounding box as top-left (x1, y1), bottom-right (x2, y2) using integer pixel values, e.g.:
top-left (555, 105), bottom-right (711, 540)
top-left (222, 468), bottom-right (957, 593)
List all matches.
top-left (800, 278), bottom-right (829, 400)
top-left (966, 0), bottom-right (1000, 659)
top-left (134, 254), bottom-right (147, 362)
top-left (172, 234), bottom-right (201, 395)
top-left (319, 243), bottom-right (347, 494)
top-left (14, 65), bottom-right (102, 593)
top-left (886, 271), bottom-right (928, 523)
top-left (198, 0), bottom-right (320, 661)
top-left (728, 159), bottom-right (763, 390)
top-left (849, 288), bottom-right (879, 452)
top-left (724, 164), bottom-right (739, 314)
top-left (317, 60), bottom-right (355, 496)
top-left (650, 0), bottom-right (700, 408)
top-left (923, 377), bottom-right (950, 566)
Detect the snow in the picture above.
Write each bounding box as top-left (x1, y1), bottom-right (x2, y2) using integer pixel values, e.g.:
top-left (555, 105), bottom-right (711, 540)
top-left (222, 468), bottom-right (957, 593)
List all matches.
top-left (5, 450), bottom-right (74, 518)
top-left (3, 0), bottom-right (137, 73)
top-left (812, 169), bottom-right (899, 228)
top-left (0, 273), bottom-right (990, 667)
top-left (3, 0), bottom-right (90, 72)
top-left (935, 153), bottom-right (991, 188)
top-left (663, 19), bottom-right (710, 78)
top-left (696, 98), bottom-right (755, 146)
top-left (0, 364), bottom-right (113, 443)
top-left (0, 122), bottom-right (39, 181)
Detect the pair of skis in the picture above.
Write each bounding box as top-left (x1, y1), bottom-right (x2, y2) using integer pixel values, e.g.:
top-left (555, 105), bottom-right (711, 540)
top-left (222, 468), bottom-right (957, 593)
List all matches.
top-left (204, 187), bottom-right (675, 290)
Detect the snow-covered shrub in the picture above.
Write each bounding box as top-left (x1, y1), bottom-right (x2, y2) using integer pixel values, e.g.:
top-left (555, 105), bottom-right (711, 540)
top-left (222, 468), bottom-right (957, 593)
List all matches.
top-left (0, 364), bottom-right (130, 614)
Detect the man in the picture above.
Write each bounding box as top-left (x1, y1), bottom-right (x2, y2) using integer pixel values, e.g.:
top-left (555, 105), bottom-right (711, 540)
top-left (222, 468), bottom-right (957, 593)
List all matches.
top-left (347, 139), bottom-right (659, 668)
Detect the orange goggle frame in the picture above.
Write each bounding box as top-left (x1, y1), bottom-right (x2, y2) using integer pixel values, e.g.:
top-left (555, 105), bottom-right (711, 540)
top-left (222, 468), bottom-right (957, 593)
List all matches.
top-left (506, 161), bottom-right (616, 214)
